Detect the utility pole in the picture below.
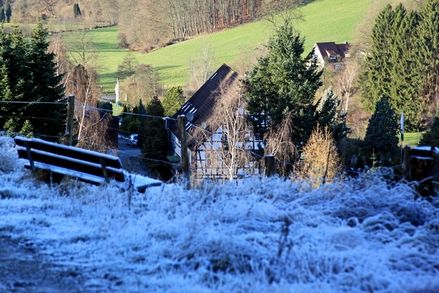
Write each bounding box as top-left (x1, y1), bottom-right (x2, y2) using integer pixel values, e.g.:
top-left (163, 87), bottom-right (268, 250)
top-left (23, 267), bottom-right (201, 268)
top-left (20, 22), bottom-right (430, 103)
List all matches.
top-left (66, 94), bottom-right (75, 146)
top-left (178, 115), bottom-right (190, 189)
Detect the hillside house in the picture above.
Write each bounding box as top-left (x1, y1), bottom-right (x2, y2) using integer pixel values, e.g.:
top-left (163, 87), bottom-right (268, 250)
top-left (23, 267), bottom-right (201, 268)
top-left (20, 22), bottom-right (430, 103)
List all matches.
top-left (313, 42), bottom-right (350, 70)
top-left (166, 64), bottom-right (262, 180)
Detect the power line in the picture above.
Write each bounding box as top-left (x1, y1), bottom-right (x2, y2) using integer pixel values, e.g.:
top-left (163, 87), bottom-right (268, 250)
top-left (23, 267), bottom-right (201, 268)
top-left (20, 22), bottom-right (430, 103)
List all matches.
top-left (5, 131), bottom-right (64, 140)
top-left (0, 114), bottom-right (65, 121)
top-left (0, 99), bottom-right (178, 122)
top-left (120, 111), bottom-right (177, 121)
top-left (2, 102), bottom-right (296, 168)
top-left (0, 101), bottom-right (66, 105)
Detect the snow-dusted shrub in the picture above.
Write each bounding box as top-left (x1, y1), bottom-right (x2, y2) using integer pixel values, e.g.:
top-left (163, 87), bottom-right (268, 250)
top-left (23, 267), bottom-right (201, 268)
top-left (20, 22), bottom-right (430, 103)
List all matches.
top-left (0, 136), bottom-right (19, 173)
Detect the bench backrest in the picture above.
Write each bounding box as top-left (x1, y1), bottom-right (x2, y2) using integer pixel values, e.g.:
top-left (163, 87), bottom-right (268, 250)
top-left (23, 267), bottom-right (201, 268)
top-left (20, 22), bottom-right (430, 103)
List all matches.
top-left (14, 137), bottom-right (125, 183)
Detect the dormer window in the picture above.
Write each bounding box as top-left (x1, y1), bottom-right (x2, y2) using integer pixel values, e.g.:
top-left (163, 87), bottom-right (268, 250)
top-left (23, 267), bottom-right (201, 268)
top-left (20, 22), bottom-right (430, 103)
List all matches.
top-left (326, 49), bottom-right (337, 61)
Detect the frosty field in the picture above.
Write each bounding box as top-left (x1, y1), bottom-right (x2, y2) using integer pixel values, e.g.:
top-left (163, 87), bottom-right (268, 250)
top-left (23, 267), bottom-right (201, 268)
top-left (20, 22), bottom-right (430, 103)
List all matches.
top-left (0, 138), bottom-right (438, 292)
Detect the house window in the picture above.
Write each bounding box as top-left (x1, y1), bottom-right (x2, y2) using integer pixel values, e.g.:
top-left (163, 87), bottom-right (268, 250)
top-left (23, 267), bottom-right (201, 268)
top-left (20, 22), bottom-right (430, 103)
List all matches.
top-left (326, 49), bottom-right (338, 61)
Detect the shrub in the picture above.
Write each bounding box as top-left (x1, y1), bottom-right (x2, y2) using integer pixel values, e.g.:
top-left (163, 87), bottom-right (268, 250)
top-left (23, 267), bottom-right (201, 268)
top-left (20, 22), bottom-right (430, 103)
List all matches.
top-left (0, 136), bottom-right (19, 173)
top-left (293, 125), bottom-right (341, 188)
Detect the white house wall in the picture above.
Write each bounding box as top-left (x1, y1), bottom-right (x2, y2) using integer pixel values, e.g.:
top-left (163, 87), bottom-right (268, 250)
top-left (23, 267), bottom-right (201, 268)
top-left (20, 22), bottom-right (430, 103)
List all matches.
top-left (193, 126), bottom-right (262, 179)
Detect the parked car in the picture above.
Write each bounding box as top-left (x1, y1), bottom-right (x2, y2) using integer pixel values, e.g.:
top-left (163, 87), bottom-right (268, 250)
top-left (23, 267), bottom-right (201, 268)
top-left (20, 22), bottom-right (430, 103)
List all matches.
top-left (127, 134), bottom-right (139, 147)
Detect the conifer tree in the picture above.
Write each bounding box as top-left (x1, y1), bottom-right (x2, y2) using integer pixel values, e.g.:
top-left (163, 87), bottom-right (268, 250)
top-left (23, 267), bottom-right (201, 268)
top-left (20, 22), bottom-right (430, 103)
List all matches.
top-left (26, 23), bottom-right (66, 139)
top-left (19, 120), bottom-right (34, 138)
top-left (0, 24), bottom-right (65, 140)
top-left (363, 95), bottom-right (400, 165)
top-left (0, 27), bottom-right (31, 134)
top-left (5, 2), bottom-right (10, 23)
top-left (162, 86), bottom-right (185, 117)
top-left (244, 18), bottom-right (322, 145)
top-left (360, 2), bottom-right (439, 130)
top-left (388, 7), bottom-right (423, 130)
top-left (416, 0), bottom-right (439, 124)
top-left (360, 4), bottom-right (396, 111)
top-left (141, 97), bottom-right (170, 180)
top-left (73, 3), bottom-right (82, 18)
top-left (0, 8), bottom-right (5, 22)
top-left (419, 107), bottom-right (439, 147)
top-left (419, 117), bottom-right (439, 147)
top-left (314, 87), bottom-right (348, 142)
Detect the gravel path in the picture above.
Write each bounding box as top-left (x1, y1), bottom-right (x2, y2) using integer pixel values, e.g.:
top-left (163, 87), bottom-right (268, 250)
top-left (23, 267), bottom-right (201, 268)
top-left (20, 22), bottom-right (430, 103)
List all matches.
top-left (0, 235), bottom-right (84, 293)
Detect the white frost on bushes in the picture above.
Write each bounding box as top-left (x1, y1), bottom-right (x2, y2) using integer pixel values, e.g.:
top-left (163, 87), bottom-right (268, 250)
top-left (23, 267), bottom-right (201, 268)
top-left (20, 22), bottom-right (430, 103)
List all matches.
top-left (0, 166), bottom-right (438, 292)
top-left (0, 136), bottom-right (19, 173)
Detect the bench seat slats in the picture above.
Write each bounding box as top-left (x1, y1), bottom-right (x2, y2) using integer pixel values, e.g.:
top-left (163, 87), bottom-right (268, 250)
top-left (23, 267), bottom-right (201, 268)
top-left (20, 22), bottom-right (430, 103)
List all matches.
top-left (17, 146), bottom-right (125, 182)
top-left (13, 136), bottom-right (162, 191)
top-left (14, 137), bottom-right (123, 169)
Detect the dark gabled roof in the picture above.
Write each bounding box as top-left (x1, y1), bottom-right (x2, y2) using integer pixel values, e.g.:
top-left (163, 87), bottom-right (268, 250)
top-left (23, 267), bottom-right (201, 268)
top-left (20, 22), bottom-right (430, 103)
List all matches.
top-left (314, 42), bottom-right (350, 60)
top-left (168, 64), bottom-right (240, 145)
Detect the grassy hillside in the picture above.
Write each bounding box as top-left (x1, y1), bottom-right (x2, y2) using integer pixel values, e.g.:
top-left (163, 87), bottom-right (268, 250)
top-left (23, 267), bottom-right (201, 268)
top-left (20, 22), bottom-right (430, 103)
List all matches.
top-left (76, 0), bottom-right (369, 93)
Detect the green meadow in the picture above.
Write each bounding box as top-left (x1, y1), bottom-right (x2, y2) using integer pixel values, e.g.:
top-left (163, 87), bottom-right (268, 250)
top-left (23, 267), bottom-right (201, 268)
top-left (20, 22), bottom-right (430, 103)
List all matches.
top-left (404, 132), bottom-right (423, 147)
top-left (64, 0), bottom-right (369, 94)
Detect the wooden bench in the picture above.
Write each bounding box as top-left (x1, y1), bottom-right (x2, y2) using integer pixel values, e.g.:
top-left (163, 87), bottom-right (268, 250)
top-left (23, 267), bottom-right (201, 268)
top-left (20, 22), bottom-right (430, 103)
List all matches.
top-left (14, 136), bottom-right (162, 192)
top-left (402, 145), bottom-right (439, 197)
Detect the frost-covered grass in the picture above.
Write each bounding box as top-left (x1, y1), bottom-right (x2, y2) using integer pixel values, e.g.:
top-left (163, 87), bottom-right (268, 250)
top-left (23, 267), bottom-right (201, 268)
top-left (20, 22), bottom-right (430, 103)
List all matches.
top-left (0, 137), bottom-right (438, 292)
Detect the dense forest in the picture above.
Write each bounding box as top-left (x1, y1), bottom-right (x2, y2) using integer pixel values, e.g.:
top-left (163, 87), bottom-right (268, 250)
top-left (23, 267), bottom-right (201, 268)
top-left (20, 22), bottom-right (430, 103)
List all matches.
top-left (6, 0), bottom-right (307, 51)
top-left (359, 1), bottom-right (439, 131)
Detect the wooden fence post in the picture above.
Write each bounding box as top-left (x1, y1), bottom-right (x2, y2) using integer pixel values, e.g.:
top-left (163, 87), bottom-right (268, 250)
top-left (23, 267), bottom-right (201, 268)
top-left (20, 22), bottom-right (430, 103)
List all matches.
top-left (178, 115), bottom-right (190, 189)
top-left (264, 154), bottom-right (275, 177)
top-left (66, 94), bottom-right (75, 146)
top-left (402, 145), bottom-right (411, 179)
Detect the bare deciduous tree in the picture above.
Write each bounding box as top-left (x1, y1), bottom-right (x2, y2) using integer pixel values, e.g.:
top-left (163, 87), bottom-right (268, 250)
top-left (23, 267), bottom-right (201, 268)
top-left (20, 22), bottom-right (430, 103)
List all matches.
top-left (65, 28), bottom-right (100, 70)
top-left (191, 80), bottom-right (256, 181)
top-left (188, 42), bottom-right (215, 93)
top-left (36, 0), bottom-right (59, 17)
top-left (65, 64), bottom-right (101, 144)
top-left (119, 64), bottom-right (162, 108)
top-left (336, 61), bottom-right (359, 117)
top-left (75, 108), bottom-right (114, 153)
top-left (116, 53), bottom-right (139, 80)
top-left (48, 33), bottom-right (68, 77)
top-left (264, 112), bottom-right (298, 176)
top-left (263, 0), bottom-right (304, 24)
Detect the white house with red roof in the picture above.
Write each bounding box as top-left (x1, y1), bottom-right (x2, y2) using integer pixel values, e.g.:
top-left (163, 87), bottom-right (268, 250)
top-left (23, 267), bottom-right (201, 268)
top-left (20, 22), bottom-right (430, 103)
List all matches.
top-left (313, 42), bottom-right (351, 70)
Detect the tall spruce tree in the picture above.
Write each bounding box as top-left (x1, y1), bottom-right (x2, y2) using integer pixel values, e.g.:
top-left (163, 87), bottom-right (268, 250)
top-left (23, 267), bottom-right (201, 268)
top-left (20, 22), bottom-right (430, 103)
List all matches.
top-left (244, 18), bottom-right (323, 145)
top-left (360, 2), bottom-right (439, 130)
top-left (314, 87), bottom-right (348, 142)
top-left (388, 7), bottom-right (423, 130)
top-left (419, 103), bottom-right (439, 146)
top-left (363, 95), bottom-right (400, 165)
top-left (73, 3), bottom-right (82, 18)
top-left (419, 116), bottom-right (439, 147)
top-left (360, 5), bottom-right (396, 111)
top-left (417, 0), bottom-right (439, 126)
top-left (0, 27), bottom-right (31, 135)
top-left (162, 86), bottom-right (185, 117)
top-left (0, 24), bottom-right (66, 140)
top-left (141, 97), bottom-right (170, 180)
top-left (26, 23), bottom-right (66, 139)
top-left (4, 1), bottom-right (10, 23)
top-left (0, 8), bottom-right (5, 22)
